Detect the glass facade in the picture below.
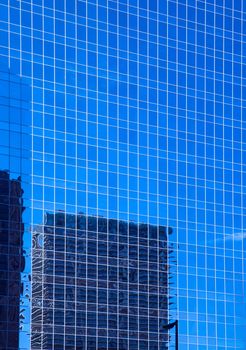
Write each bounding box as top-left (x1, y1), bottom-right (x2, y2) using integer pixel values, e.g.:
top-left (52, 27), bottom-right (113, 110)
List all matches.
top-left (0, 0), bottom-right (245, 349)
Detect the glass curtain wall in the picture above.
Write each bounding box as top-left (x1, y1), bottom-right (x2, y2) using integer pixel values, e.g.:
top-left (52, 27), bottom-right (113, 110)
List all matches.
top-left (0, 0), bottom-right (245, 349)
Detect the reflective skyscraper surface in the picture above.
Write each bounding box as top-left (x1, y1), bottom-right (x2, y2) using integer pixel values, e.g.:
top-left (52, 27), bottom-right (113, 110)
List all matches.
top-left (0, 0), bottom-right (245, 349)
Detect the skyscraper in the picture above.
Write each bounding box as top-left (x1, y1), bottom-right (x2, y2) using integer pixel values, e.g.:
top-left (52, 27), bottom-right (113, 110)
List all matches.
top-left (0, 1), bottom-right (245, 349)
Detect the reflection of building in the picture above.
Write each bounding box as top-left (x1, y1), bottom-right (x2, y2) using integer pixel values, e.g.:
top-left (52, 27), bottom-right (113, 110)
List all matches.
top-left (0, 171), bottom-right (25, 350)
top-left (32, 212), bottom-right (171, 349)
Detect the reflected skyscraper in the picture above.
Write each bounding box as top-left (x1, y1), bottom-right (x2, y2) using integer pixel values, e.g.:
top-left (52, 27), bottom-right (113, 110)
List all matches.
top-left (32, 212), bottom-right (171, 349)
top-left (0, 0), bottom-right (246, 349)
top-left (0, 171), bottom-right (25, 350)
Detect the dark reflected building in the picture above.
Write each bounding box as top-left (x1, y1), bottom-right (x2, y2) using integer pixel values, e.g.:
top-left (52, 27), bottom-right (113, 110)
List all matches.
top-left (32, 212), bottom-right (171, 349)
top-left (0, 171), bottom-right (25, 350)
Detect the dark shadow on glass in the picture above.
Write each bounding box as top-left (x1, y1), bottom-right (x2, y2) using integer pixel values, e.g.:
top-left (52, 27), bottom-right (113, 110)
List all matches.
top-left (0, 171), bottom-right (25, 350)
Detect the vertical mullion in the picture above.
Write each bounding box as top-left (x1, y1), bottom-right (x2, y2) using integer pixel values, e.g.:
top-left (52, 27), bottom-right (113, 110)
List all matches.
top-left (74, 0), bottom-right (78, 348)
top-left (64, 0), bottom-right (67, 348)
top-left (52, 0), bottom-right (56, 348)
top-left (85, 1), bottom-right (89, 348)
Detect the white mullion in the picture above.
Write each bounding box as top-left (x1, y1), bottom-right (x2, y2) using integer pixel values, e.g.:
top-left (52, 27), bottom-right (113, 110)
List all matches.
top-left (175, 1), bottom-right (179, 347)
top-left (52, 0), bottom-right (56, 348)
top-left (95, 0), bottom-right (99, 348)
top-left (136, 0), bottom-right (140, 347)
top-left (185, 1), bottom-right (189, 346)
top-left (127, 1), bottom-right (130, 348)
top-left (116, 1), bottom-right (120, 349)
top-left (20, 0), bottom-right (22, 75)
top-left (222, 2), bottom-right (227, 349)
top-left (64, 0), bottom-right (67, 348)
top-left (146, 2), bottom-right (150, 348)
top-left (213, 3), bottom-right (219, 349)
top-left (240, 2), bottom-right (244, 349)
top-left (74, 0), bottom-right (78, 348)
top-left (204, 3), bottom-right (209, 349)
top-left (167, 0), bottom-right (170, 336)
top-left (8, 0), bottom-right (10, 67)
top-left (195, 1), bottom-right (199, 346)
top-left (41, 0), bottom-right (45, 349)
top-left (85, 1), bottom-right (89, 348)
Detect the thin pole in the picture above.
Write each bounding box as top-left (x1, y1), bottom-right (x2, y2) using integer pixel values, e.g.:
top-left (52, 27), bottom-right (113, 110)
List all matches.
top-left (162, 320), bottom-right (178, 350)
top-left (175, 320), bottom-right (178, 350)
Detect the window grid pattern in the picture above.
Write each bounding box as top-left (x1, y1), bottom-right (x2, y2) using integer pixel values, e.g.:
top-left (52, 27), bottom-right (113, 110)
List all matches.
top-left (0, 0), bottom-right (245, 349)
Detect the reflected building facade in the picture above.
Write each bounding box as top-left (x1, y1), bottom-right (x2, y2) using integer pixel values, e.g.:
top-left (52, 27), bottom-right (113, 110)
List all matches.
top-left (32, 212), bottom-right (171, 349)
top-left (0, 171), bottom-right (25, 350)
top-left (0, 0), bottom-right (246, 349)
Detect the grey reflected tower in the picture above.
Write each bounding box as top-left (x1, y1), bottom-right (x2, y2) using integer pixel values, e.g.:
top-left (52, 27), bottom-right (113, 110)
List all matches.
top-left (32, 212), bottom-right (172, 349)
